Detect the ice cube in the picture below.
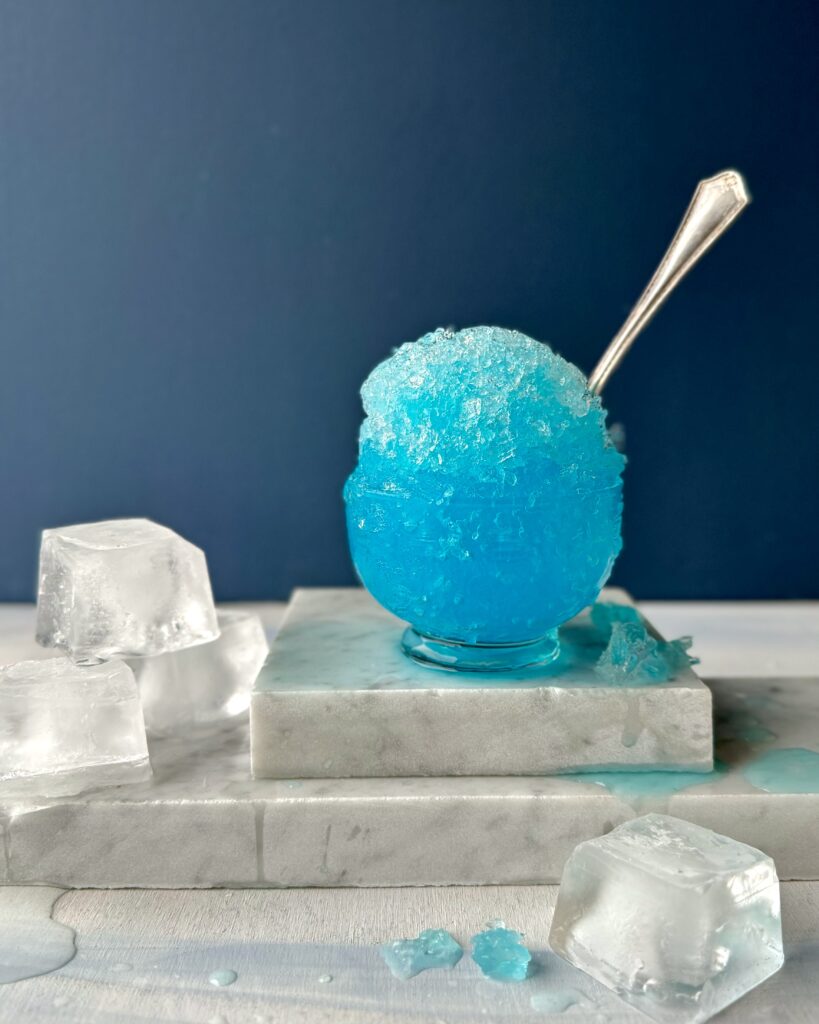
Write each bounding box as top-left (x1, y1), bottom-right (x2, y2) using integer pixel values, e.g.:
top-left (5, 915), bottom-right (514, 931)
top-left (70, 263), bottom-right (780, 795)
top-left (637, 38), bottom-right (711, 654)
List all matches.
top-left (130, 610), bottom-right (269, 735)
top-left (549, 813), bottom-right (784, 1023)
top-left (0, 657), bottom-right (150, 799)
top-left (36, 519), bottom-right (219, 662)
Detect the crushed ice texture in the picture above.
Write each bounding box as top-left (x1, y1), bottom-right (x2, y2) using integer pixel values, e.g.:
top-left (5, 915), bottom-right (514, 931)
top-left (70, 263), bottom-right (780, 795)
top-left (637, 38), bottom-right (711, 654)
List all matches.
top-left (590, 600), bottom-right (641, 631)
top-left (0, 658), bottom-right (150, 798)
top-left (130, 610), bottom-right (269, 735)
top-left (595, 620), bottom-right (697, 684)
top-left (471, 926), bottom-right (532, 982)
top-left (380, 929), bottom-right (463, 980)
top-left (549, 813), bottom-right (784, 1023)
top-left (344, 326), bottom-right (625, 645)
top-left (36, 518), bottom-right (219, 662)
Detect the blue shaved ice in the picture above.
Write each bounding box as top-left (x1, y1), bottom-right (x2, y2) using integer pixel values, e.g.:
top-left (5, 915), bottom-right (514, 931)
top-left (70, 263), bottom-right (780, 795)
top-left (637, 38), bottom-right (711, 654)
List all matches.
top-left (344, 326), bottom-right (625, 647)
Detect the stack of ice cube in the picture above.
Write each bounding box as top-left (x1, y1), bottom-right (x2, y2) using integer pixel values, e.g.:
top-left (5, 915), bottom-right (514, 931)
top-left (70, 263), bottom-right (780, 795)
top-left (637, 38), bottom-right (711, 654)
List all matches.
top-left (0, 518), bottom-right (268, 799)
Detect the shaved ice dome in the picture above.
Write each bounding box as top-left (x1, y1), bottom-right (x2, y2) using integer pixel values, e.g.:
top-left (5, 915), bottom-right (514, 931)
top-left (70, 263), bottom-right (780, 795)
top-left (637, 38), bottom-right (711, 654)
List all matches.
top-left (344, 326), bottom-right (625, 647)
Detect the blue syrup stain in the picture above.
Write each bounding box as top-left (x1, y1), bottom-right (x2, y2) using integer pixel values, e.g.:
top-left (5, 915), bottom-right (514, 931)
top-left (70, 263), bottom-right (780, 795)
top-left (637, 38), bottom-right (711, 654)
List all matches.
top-left (742, 748), bottom-right (819, 793)
top-left (471, 927), bottom-right (531, 982)
top-left (568, 762), bottom-right (727, 808)
top-left (530, 988), bottom-right (586, 1013)
top-left (565, 765), bottom-right (728, 811)
top-left (380, 929), bottom-right (463, 980)
top-left (208, 968), bottom-right (238, 987)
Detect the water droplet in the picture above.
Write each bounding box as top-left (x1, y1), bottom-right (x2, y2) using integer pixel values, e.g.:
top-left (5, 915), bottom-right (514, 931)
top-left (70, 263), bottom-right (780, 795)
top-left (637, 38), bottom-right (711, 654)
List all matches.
top-left (318, 973), bottom-right (333, 984)
top-left (209, 968), bottom-right (238, 987)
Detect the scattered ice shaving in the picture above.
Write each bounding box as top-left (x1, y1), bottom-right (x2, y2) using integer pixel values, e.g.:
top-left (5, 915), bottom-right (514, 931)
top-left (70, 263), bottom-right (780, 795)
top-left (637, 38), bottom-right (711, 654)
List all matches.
top-left (550, 814), bottom-right (784, 1023)
top-left (470, 926), bottom-right (531, 982)
top-left (595, 620), bottom-right (696, 684)
top-left (345, 326), bottom-right (625, 645)
top-left (380, 929), bottom-right (463, 980)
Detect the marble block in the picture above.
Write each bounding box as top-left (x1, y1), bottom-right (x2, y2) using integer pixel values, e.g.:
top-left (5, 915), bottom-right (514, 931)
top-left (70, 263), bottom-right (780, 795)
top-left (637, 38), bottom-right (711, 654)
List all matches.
top-left (250, 588), bottom-right (713, 778)
top-left (2, 676), bottom-right (817, 888)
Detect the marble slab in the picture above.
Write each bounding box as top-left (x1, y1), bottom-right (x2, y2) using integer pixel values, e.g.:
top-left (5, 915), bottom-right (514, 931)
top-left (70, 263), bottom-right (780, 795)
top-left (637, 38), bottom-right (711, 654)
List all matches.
top-left (2, 676), bottom-right (818, 887)
top-left (250, 587), bottom-right (713, 778)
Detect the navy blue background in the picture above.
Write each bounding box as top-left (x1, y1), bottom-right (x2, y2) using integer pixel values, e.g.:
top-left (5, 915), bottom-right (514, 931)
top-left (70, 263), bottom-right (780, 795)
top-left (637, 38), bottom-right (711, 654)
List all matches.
top-left (1, 0), bottom-right (817, 601)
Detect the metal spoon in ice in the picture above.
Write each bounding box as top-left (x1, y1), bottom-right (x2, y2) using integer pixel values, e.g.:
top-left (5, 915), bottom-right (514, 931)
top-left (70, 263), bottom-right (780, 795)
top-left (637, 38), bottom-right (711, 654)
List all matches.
top-left (589, 169), bottom-right (750, 395)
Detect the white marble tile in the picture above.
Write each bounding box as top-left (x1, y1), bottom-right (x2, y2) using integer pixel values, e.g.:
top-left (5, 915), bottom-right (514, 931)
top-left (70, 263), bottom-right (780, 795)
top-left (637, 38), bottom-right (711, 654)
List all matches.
top-left (250, 588), bottom-right (713, 777)
top-left (1, 676), bottom-right (817, 886)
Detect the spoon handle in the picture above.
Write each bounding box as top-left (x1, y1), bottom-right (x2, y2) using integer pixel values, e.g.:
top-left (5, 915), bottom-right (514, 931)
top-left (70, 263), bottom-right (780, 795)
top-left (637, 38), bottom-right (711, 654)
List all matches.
top-left (588, 169), bottom-right (750, 395)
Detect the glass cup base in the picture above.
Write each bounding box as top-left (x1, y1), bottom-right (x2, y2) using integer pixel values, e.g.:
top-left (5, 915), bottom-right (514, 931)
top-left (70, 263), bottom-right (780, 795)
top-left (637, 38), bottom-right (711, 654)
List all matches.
top-left (401, 627), bottom-right (560, 673)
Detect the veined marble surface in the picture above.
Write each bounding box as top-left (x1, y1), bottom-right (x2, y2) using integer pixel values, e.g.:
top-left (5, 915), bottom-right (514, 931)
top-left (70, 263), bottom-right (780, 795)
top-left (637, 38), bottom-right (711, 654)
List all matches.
top-left (251, 588), bottom-right (713, 777)
top-left (0, 673), bottom-right (817, 886)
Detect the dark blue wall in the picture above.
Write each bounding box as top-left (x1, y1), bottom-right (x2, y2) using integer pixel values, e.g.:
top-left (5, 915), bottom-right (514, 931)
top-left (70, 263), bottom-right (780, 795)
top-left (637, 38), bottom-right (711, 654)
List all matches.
top-left (0, 0), bottom-right (817, 600)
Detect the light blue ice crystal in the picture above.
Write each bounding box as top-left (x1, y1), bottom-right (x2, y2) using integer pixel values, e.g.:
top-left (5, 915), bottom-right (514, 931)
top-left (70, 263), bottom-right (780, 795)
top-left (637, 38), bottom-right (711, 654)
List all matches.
top-left (590, 601), bottom-right (641, 631)
top-left (471, 926), bottom-right (532, 982)
top-left (380, 928), bottom-right (463, 980)
top-left (344, 327), bottom-right (625, 646)
top-left (594, 620), bottom-right (697, 684)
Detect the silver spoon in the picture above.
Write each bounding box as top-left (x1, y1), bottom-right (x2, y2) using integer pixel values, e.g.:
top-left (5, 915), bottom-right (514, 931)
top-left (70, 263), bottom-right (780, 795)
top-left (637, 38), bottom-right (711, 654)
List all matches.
top-left (588, 169), bottom-right (750, 395)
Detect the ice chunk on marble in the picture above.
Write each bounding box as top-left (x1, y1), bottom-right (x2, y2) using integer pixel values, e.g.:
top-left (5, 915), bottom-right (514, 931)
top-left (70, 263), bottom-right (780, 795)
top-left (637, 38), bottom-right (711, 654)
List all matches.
top-left (36, 519), bottom-right (219, 662)
top-left (130, 610), bottom-right (269, 735)
top-left (549, 814), bottom-right (784, 1023)
top-left (380, 929), bottom-right (463, 979)
top-left (0, 658), bottom-right (150, 799)
top-left (595, 621), bottom-right (696, 684)
top-left (471, 927), bottom-right (531, 982)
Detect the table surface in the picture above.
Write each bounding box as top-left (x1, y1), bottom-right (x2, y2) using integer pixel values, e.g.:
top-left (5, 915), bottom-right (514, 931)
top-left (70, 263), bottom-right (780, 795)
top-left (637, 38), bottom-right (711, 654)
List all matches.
top-left (2, 599), bottom-right (819, 1023)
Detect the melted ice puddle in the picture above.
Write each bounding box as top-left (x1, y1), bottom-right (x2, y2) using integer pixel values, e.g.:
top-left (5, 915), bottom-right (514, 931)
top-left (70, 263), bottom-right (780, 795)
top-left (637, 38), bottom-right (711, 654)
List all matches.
top-left (209, 968), bottom-right (238, 987)
top-left (742, 747), bottom-right (819, 793)
top-left (0, 887), bottom-right (76, 983)
top-left (530, 987), bottom-right (586, 1013)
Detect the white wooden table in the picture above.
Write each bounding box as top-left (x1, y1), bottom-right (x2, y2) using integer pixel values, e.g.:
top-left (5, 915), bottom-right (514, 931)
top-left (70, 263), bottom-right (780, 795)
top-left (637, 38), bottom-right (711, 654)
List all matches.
top-left (2, 601), bottom-right (819, 1023)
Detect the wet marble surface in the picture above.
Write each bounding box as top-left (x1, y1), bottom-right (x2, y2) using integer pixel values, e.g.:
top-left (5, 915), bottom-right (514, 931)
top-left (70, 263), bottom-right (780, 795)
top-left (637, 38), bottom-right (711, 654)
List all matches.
top-left (251, 588), bottom-right (713, 777)
top-left (0, 673), bottom-right (817, 886)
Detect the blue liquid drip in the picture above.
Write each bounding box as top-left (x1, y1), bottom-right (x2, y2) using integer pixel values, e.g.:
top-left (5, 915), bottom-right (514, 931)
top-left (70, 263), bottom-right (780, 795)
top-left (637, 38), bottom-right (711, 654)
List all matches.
top-left (571, 762), bottom-right (728, 806)
top-left (742, 748), bottom-right (819, 793)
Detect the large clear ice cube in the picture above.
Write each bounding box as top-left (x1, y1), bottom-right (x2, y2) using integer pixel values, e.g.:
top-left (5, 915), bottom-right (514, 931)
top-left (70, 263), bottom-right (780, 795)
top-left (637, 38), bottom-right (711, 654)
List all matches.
top-left (130, 610), bottom-right (269, 735)
top-left (0, 657), bottom-right (150, 798)
top-left (36, 518), bottom-right (219, 662)
top-left (549, 813), bottom-right (784, 1023)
